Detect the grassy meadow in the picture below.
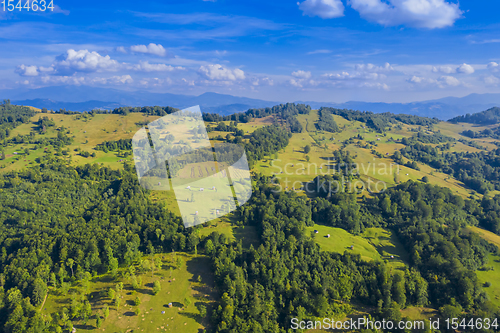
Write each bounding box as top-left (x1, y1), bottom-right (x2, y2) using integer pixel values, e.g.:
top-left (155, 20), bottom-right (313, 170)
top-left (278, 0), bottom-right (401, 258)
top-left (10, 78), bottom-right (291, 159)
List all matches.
top-left (306, 224), bottom-right (409, 271)
top-left (42, 253), bottom-right (216, 332)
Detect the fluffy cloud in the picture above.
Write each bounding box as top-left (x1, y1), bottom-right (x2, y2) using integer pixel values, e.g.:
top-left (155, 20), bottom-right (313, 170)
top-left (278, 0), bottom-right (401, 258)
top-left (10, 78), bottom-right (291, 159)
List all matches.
top-left (432, 65), bottom-right (455, 74)
top-left (52, 49), bottom-right (121, 75)
top-left (289, 78), bottom-right (303, 88)
top-left (130, 43), bottom-right (167, 57)
top-left (298, 0), bottom-right (345, 19)
top-left (262, 77), bottom-right (274, 86)
top-left (488, 62), bottom-right (499, 73)
top-left (130, 61), bottom-right (184, 72)
top-left (484, 75), bottom-right (500, 85)
top-left (286, 63), bottom-right (392, 90)
top-left (15, 65), bottom-right (39, 77)
top-left (408, 75), bottom-right (461, 88)
top-left (40, 74), bottom-right (133, 85)
top-left (16, 50), bottom-right (120, 76)
top-left (457, 63), bottom-right (474, 74)
top-left (355, 62), bottom-right (393, 72)
top-left (432, 63), bottom-right (474, 75)
top-left (116, 46), bottom-right (127, 54)
top-left (292, 70), bottom-right (312, 79)
top-left (348, 0), bottom-right (462, 29)
top-left (408, 76), bottom-right (434, 84)
top-left (16, 48), bottom-right (186, 78)
top-left (198, 64), bottom-right (245, 81)
top-left (323, 71), bottom-right (385, 81)
top-left (440, 75), bottom-right (460, 86)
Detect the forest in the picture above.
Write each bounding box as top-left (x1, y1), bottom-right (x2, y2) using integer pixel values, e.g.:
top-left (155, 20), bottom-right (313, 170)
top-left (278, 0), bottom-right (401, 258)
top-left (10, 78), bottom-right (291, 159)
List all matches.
top-left (319, 108), bottom-right (439, 132)
top-left (397, 143), bottom-right (500, 194)
top-left (0, 101), bottom-right (36, 141)
top-left (207, 176), bottom-right (499, 332)
top-left (315, 108), bottom-right (339, 133)
top-left (203, 103), bottom-right (310, 133)
top-left (449, 107), bottom-right (500, 125)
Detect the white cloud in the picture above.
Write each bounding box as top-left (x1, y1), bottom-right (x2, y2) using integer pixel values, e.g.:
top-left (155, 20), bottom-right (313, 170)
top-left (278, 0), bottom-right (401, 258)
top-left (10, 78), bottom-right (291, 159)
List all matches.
top-left (457, 63), bottom-right (474, 74)
top-left (408, 74), bottom-right (461, 88)
top-left (51, 49), bottom-right (120, 75)
top-left (298, 0), bottom-right (345, 19)
top-left (348, 0), bottom-right (462, 29)
top-left (484, 75), bottom-right (500, 85)
top-left (15, 65), bottom-right (39, 77)
top-left (198, 64), bottom-right (245, 81)
top-left (431, 63), bottom-right (474, 75)
top-left (354, 62), bottom-right (393, 72)
top-left (432, 65), bottom-right (455, 74)
top-left (52, 5), bottom-right (70, 15)
top-left (130, 61), bottom-right (184, 72)
top-left (110, 75), bottom-right (134, 84)
top-left (323, 70), bottom-right (385, 81)
top-left (487, 62), bottom-right (499, 73)
top-left (290, 63), bottom-right (393, 90)
top-left (292, 70), bottom-right (312, 79)
top-left (262, 77), bottom-right (274, 86)
top-left (116, 46), bottom-right (127, 54)
top-left (289, 78), bottom-right (303, 88)
top-left (130, 43), bottom-right (167, 57)
top-left (40, 74), bottom-right (133, 86)
top-left (439, 75), bottom-right (460, 86)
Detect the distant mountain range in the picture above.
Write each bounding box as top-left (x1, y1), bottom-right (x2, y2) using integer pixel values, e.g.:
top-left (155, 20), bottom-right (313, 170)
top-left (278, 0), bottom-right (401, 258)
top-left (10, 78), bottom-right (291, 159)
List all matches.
top-left (2, 85), bottom-right (500, 120)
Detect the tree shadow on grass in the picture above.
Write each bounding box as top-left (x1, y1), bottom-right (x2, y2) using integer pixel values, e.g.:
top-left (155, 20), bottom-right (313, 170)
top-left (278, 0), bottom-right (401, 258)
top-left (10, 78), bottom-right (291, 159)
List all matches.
top-left (74, 324), bottom-right (95, 330)
top-left (186, 256), bottom-right (211, 283)
top-left (164, 301), bottom-right (183, 308)
top-left (179, 311), bottom-right (200, 322)
top-left (233, 225), bottom-right (260, 249)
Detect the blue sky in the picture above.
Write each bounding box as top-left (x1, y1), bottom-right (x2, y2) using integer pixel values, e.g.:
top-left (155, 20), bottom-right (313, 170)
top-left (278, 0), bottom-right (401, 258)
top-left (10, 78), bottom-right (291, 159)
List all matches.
top-left (1, 0), bottom-right (500, 103)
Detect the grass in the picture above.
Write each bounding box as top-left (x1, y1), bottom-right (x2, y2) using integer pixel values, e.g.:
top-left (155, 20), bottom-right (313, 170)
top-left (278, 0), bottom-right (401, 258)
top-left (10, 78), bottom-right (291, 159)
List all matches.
top-left (42, 253), bottom-right (216, 332)
top-left (400, 307), bottom-right (438, 321)
top-left (306, 224), bottom-right (409, 271)
top-left (468, 226), bottom-right (500, 248)
top-left (3, 109), bottom-right (500, 201)
top-left (476, 253), bottom-right (500, 308)
top-left (467, 226), bottom-right (500, 307)
top-left (198, 214), bottom-right (260, 249)
top-left (251, 109), bottom-right (484, 199)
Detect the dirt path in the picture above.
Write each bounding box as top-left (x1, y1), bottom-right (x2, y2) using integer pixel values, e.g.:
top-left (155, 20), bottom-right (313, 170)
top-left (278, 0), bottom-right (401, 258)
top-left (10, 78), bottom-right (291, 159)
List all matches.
top-left (40, 292), bottom-right (48, 311)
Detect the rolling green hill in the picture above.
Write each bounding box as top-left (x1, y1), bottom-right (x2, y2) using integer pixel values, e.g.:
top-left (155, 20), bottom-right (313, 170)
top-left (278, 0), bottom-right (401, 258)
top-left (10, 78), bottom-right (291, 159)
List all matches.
top-left (2, 104), bottom-right (500, 332)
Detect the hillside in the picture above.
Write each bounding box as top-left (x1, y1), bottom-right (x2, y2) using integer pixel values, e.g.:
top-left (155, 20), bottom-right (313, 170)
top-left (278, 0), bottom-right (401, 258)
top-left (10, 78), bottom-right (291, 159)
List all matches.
top-left (1, 102), bottom-right (500, 332)
top-left (449, 107), bottom-right (500, 125)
